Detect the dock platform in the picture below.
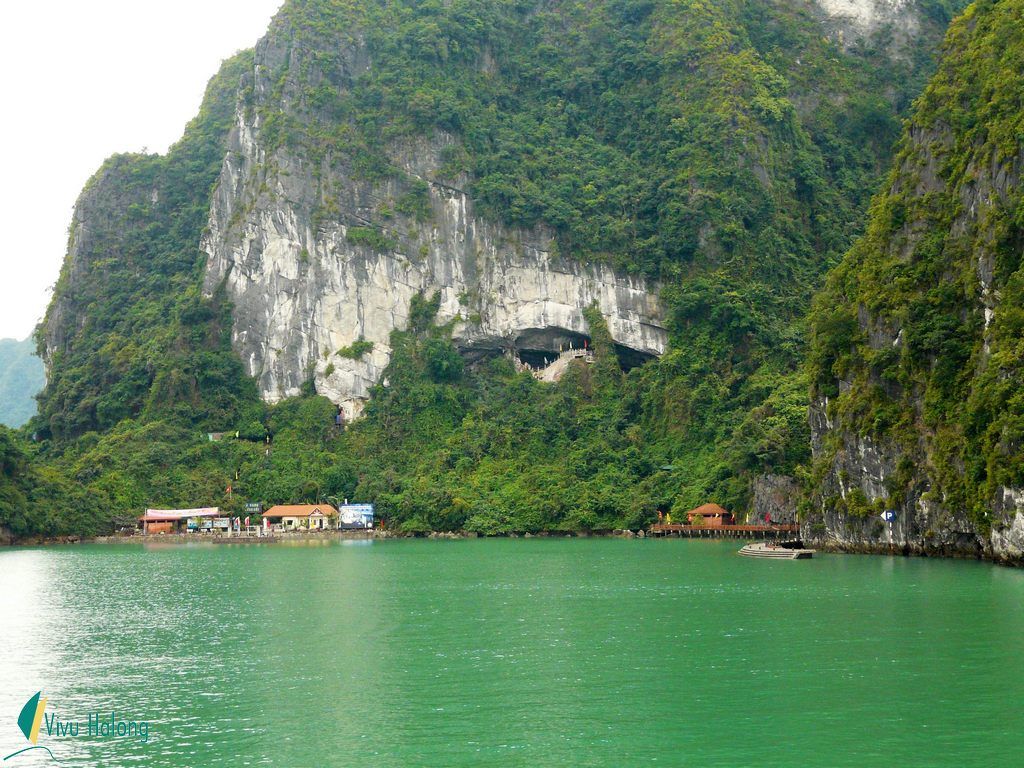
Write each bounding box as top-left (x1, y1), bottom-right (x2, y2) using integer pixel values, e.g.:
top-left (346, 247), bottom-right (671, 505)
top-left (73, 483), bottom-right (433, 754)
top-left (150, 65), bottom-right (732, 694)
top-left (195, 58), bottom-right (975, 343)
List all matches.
top-left (212, 535), bottom-right (278, 543)
top-left (649, 524), bottom-right (800, 539)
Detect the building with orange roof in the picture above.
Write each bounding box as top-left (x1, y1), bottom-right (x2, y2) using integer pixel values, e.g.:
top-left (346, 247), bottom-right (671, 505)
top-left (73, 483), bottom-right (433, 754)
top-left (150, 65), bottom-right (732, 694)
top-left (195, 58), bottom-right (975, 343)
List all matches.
top-left (685, 503), bottom-right (734, 527)
top-left (262, 504), bottom-right (339, 531)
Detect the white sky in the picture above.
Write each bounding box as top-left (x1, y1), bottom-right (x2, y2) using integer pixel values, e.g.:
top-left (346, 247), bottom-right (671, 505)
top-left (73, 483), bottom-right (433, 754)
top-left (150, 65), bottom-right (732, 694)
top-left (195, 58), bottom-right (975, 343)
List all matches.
top-left (0, 0), bottom-right (284, 342)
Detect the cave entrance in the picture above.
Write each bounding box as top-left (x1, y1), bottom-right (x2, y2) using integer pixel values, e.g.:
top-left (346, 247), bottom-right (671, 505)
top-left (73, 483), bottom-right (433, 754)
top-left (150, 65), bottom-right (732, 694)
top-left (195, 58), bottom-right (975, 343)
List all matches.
top-left (514, 328), bottom-right (591, 371)
top-left (614, 343), bottom-right (656, 372)
top-left (517, 348), bottom-right (562, 369)
top-left (511, 328), bottom-right (657, 373)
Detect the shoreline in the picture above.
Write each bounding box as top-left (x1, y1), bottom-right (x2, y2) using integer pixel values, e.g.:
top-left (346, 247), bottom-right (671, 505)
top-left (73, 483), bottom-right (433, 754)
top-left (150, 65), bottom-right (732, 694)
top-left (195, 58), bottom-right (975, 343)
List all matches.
top-left (0, 528), bottom-right (651, 547)
top-left (3, 528), bottom-right (1021, 566)
top-left (807, 539), bottom-right (1024, 568)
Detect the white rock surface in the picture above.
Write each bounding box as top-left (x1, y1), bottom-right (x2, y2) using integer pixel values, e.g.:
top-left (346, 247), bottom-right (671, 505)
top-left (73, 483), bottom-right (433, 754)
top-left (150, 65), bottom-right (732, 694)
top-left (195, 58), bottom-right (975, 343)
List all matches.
top-left (202, 54), bottom-right (665, 419)
top-left (814, 0), bottom-right (914, 31)
top-left (811, 0), bottom-right (920, 51)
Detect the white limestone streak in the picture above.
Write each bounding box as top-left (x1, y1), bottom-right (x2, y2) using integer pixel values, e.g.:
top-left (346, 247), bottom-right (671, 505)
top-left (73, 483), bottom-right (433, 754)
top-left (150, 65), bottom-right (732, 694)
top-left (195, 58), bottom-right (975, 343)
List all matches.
top-left (202, 108), bottom-right (666, 421)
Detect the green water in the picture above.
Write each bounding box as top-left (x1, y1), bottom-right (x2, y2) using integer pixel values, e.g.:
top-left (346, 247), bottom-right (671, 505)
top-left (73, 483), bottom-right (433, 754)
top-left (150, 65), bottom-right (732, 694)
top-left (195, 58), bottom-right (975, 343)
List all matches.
top-left (1, 539), bottom-right (1022, 767)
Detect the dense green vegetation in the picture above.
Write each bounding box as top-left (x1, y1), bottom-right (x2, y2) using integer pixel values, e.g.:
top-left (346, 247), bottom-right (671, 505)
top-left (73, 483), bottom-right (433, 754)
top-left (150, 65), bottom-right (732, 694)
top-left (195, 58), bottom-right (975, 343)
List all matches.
top-left (0, 338), bottom-right (44, 428)
top-left (270, 0), bottom-right (960, 280)
top-left (807, 0), bottom-right (1024, 528)
top-left (0, 0), bottom-right (968, 538)
top-left (345, 296), bottom-right (810, 532)
top-left (245, 0), bottom-right (959, 531)
top-left (1, 51), bottom-right (266, 537)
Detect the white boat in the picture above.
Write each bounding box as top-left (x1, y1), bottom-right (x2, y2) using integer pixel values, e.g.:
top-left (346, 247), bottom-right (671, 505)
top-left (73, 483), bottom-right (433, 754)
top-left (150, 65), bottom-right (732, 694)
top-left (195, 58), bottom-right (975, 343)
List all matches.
top-left (738, 541), bottom-right (815, 559)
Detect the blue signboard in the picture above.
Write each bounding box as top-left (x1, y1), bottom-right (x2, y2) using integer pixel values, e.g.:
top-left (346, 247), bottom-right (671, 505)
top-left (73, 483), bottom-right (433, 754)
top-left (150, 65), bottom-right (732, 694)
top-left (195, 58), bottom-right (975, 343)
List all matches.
top-left (881, 510), bottom-right (897, 522)
top-left (339, 503), bottom-right (375, 528)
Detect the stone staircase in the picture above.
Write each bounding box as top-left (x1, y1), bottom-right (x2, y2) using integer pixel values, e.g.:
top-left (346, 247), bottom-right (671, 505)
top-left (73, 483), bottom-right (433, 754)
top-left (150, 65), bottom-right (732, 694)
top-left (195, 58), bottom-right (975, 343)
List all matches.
top-left (514, 348), bottom-right (595, 383)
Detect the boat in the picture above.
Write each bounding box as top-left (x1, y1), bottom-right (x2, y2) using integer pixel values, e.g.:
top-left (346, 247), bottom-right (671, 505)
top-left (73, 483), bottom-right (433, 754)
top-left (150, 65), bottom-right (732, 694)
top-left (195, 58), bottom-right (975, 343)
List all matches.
top-left (738, 541), bottom-right (815, 559)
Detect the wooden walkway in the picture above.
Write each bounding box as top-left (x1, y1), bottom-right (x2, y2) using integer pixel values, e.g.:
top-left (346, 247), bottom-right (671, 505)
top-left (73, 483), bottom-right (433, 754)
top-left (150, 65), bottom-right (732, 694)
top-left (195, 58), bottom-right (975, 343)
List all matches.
top-left (649, 524), bottom-right (800, 539)
top-left (515, 348), bottom-right (595, 383)
top-left (211, 535), bottom-right (278, 543)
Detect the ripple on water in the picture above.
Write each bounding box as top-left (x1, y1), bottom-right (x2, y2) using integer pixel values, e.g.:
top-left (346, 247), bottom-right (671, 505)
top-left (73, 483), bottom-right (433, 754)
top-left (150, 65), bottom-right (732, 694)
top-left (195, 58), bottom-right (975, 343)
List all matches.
top-left (0, 540), bottom-right (1022, 767)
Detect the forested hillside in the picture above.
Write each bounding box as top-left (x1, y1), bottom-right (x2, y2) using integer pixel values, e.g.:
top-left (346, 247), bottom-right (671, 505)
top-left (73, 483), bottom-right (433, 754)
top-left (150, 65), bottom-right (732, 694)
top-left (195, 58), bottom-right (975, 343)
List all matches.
top-left (1, 0), bottom-right (965, 539)
top-left (806, 0), bottom-right (1024, 558)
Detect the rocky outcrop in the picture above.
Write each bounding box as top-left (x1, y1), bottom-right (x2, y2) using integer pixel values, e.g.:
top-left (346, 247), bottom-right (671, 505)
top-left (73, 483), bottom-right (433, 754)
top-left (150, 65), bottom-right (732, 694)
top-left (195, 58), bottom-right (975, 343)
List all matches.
top-left (805, 277), bottom-right (1023, 563)
top-left (748, 474), bottom-right (799, 525)
top-left (804, 410), bottom-right (1024, 562)
top-left (810, 0), bottom-right (925, 54)
top-left (813, 0), bottom-right (916, 35)
top-left (805, 395), bottom-right (985, 558)
top-left (990, 488), bottom-right (1024, 562)
top-left (202, 29), bottom-right (666, 419)
top-left (804, 0), bottom-right (1024, 564)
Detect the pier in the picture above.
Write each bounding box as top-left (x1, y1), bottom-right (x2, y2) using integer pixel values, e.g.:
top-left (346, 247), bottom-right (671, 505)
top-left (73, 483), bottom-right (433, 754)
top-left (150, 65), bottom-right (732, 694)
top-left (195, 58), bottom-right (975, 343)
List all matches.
top-left (648, 524), bottom-right (800, 539)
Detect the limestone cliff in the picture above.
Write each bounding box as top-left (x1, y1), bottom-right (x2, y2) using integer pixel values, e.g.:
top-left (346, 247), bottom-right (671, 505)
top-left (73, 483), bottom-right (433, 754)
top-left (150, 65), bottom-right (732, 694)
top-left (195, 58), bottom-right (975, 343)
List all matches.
top-left (201, 22), bottom-right (665, 419)
top-left (812, 0), bottom-right (920, 48)
top-left (805, 0), bottom-right (1024, 562)
top-left (27, 0), bottom-right (973, 538)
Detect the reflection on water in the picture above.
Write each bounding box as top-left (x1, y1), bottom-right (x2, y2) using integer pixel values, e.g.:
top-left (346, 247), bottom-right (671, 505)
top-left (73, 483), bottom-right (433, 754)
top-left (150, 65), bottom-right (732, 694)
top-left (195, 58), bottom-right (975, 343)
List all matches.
top-left (0, 540), bottom-right (1022, 767)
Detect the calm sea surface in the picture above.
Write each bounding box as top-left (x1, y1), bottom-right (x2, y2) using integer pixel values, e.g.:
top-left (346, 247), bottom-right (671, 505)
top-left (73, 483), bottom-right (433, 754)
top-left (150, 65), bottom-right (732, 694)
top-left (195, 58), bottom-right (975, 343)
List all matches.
top-left (1, 539), bottom-right (1022, 767)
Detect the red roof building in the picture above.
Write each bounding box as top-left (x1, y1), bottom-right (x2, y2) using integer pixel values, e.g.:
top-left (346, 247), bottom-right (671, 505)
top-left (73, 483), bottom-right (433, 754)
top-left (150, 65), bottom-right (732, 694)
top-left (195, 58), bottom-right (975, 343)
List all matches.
top-left (685, 503), bottom-right (734, 527)
top-left (262, 505), bottom-right (339, 531)
top-left (138, 508), bottom-right (220, 534)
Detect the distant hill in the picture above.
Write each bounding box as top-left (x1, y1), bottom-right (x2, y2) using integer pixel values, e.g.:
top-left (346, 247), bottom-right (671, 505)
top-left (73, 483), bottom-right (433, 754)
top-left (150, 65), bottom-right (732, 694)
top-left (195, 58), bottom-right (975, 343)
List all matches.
top-left (0, 338), bottom-right (44, 428)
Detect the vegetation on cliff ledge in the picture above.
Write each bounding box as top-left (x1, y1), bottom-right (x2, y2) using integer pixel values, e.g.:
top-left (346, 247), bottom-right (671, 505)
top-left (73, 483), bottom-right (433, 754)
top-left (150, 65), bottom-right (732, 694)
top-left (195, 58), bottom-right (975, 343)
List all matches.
top-left (807, 0), bottom-right (1024, 529)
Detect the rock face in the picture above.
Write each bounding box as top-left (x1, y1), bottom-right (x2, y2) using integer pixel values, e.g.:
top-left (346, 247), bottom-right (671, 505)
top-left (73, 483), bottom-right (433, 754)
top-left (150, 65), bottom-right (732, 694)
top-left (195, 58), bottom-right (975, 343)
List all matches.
top-left (989, 489), bottom-right (1024, 562)
top-left (806, 392), bottom-right (1024, 560)
top-left (804, 0), bottom-right (1024, 564)
top-left (809, 0), bottom-right (939, 58)
top-left (202, 29), bottom-right (666, 419)
top-left (806, 395), bottom-right (987, 557)
top-left (748, 474), bottom-right (799, 525)
top-left (812, 0), bottom-right (917, 37)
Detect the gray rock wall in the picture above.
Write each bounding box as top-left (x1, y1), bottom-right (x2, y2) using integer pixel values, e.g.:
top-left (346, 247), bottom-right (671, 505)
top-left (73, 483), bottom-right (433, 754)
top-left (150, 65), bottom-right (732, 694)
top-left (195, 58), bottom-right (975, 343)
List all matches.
top-left (749, 474), bottom-right (799, 525)
top-left (202, 35), bottom-right (666, 420)
top-left (802, 45), bottom-right (1024, 565)
top-left (807, 381), bottom-right (1023, 563)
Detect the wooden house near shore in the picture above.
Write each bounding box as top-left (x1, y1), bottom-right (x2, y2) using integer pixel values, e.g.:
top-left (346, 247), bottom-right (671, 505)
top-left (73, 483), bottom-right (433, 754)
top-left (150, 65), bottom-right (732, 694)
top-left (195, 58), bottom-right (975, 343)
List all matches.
top-left (685, 503), bottom-right (734, 527)
top-left (262, 504), bottom-right (339, 531)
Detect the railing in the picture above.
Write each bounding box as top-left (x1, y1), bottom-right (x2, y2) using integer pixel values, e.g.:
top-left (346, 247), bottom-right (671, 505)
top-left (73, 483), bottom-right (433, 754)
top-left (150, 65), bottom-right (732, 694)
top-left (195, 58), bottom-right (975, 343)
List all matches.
top-left (514, 348), bottom-right (596, 379)
top-left (651, 524), bottom-right (799, 532)
top-left (649, 523), bottom-right (800, 539)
